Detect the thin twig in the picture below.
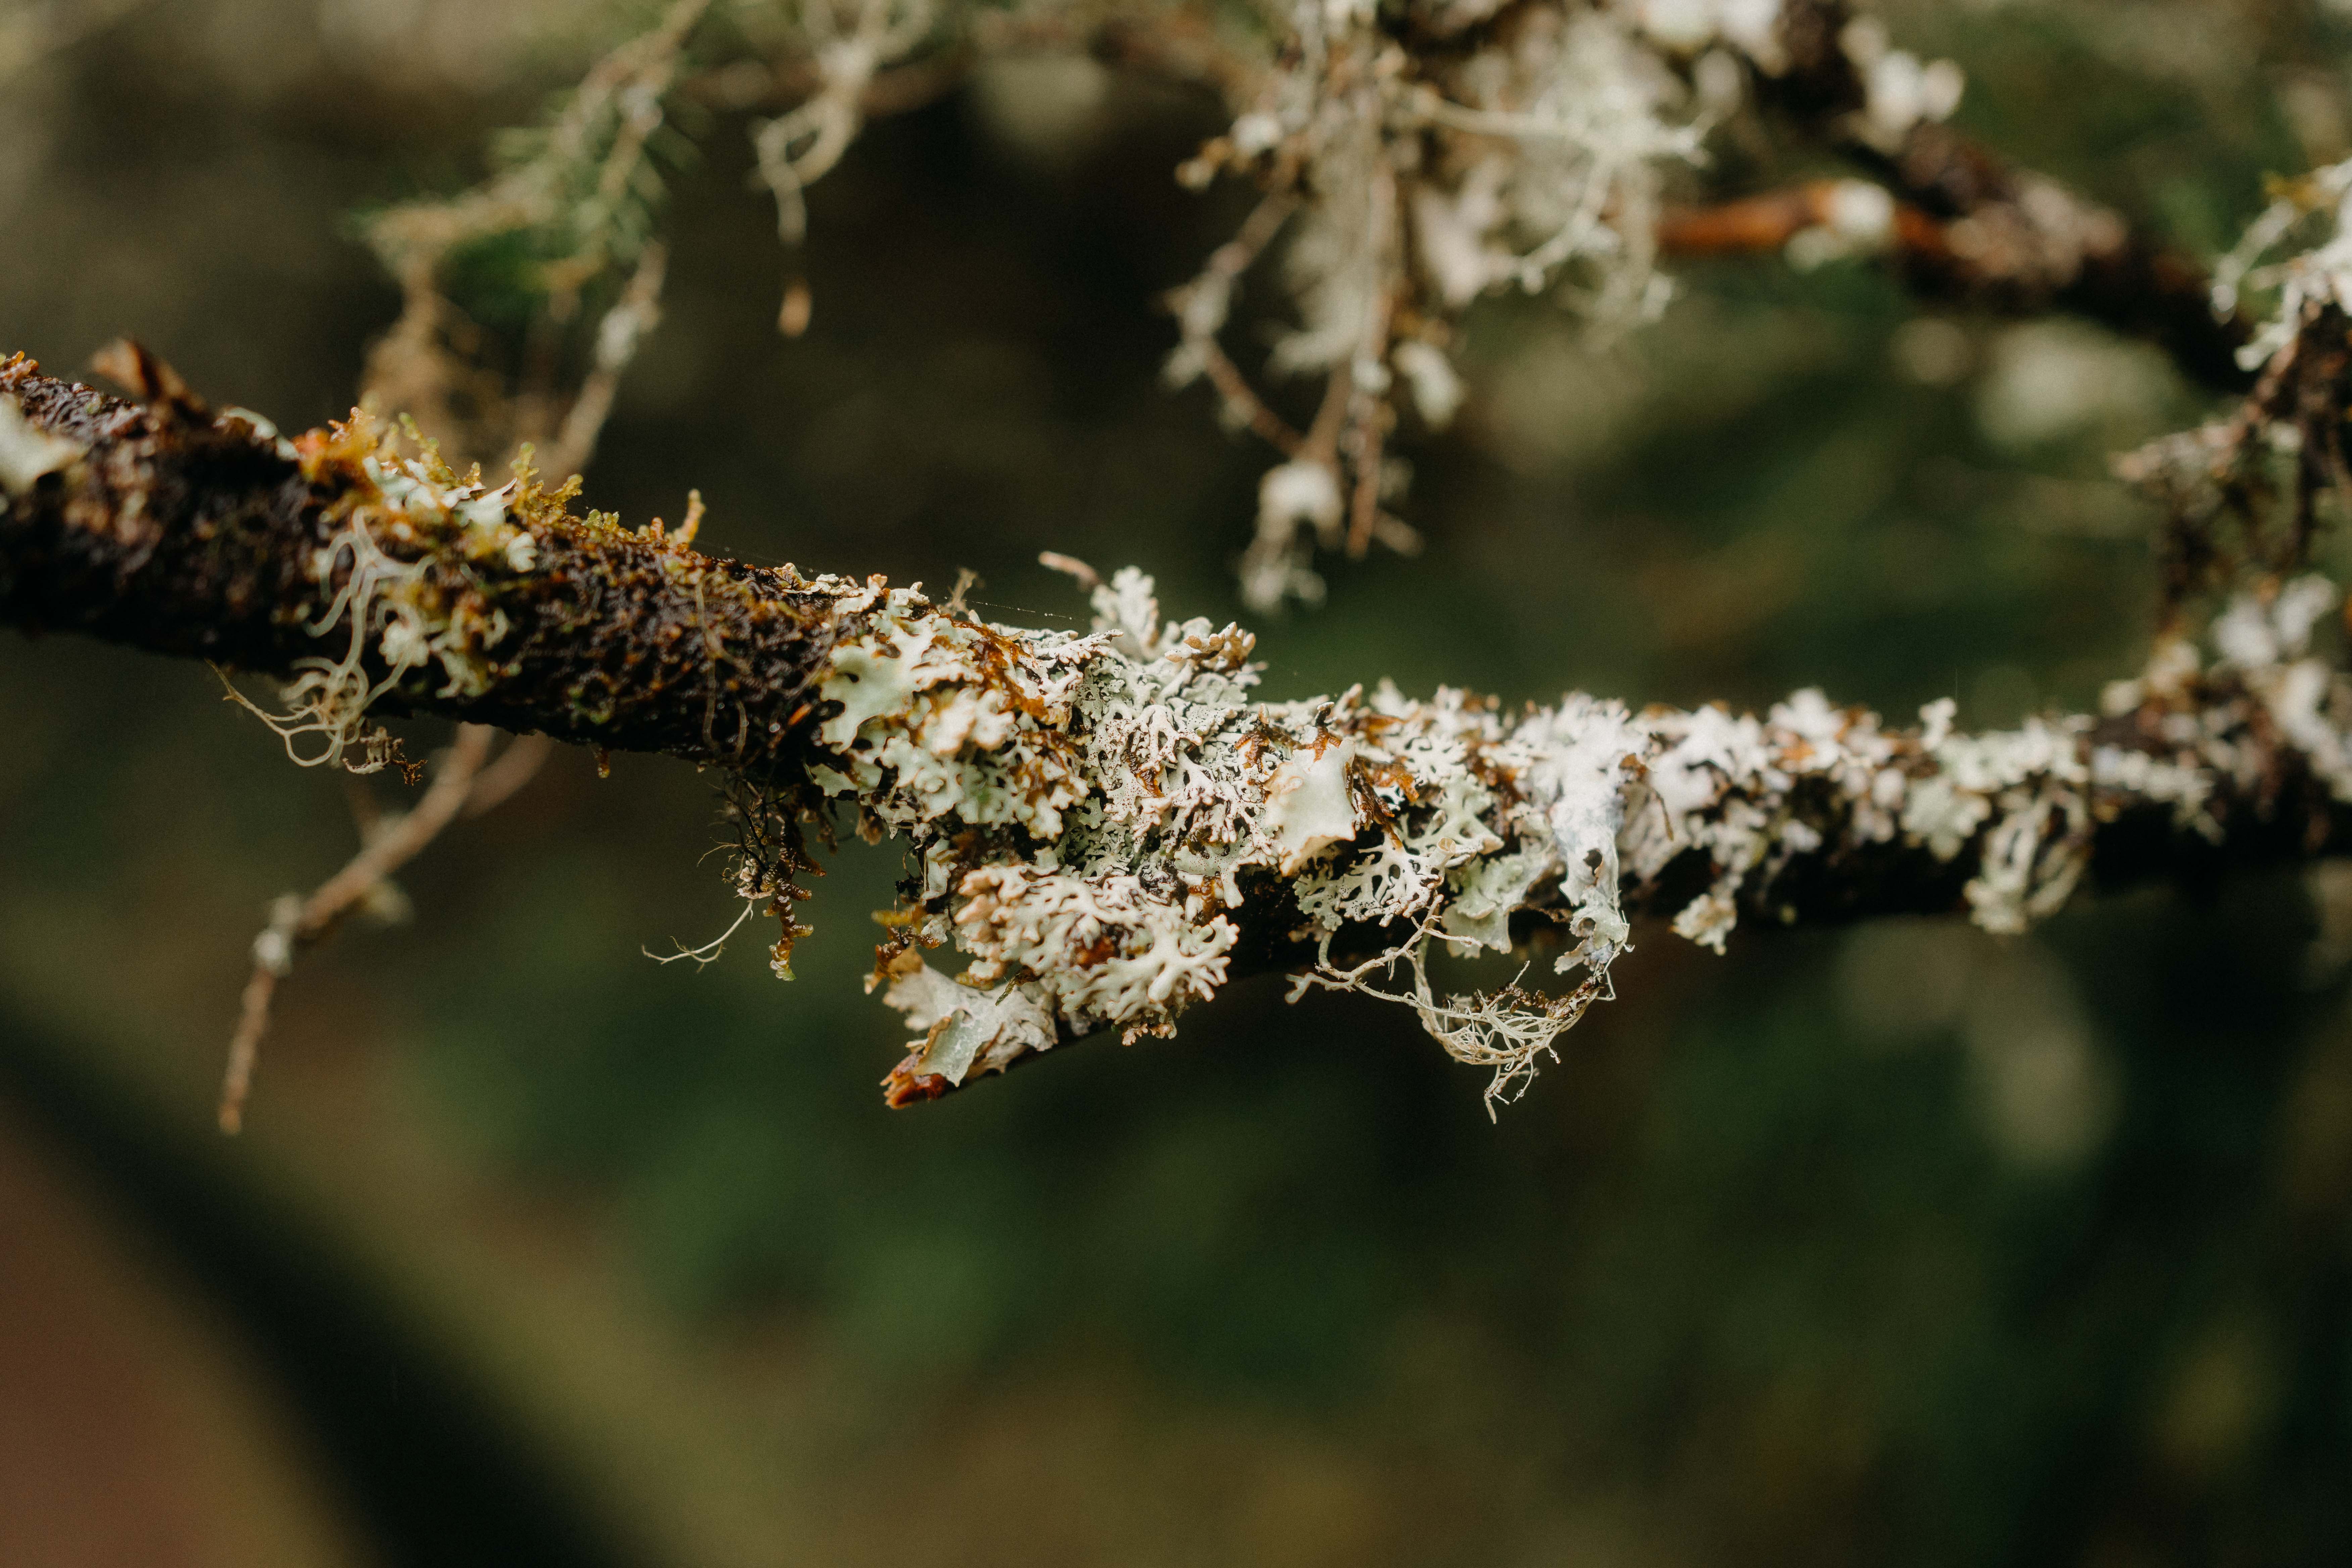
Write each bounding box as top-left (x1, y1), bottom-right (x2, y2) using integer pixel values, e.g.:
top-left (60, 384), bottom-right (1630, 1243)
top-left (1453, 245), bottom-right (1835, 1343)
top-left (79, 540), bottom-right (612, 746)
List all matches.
top-left (218, 724), bottom-right (497, 1133)
top-left (1197, 340), bottom-right (1306, 454)
top-left (462, 732), bottom-right (556, 819)
top-left (1170, 193), bottom-right (1305, 454)
top-left (543, 243), bottom-right (670, 480)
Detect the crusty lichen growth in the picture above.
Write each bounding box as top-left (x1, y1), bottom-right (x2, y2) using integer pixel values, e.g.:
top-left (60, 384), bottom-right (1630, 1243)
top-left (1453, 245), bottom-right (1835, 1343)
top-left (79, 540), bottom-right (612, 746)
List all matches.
top-left (0, 391), bottom-right (83, 495)
top-left (782, 559), bottom-right (2352, 1112)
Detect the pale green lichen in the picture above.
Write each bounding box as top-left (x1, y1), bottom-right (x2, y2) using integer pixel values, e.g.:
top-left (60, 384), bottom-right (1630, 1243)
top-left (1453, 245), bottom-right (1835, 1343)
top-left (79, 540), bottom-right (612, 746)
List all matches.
top-left (810, 563), bottom-right (2352, 1110)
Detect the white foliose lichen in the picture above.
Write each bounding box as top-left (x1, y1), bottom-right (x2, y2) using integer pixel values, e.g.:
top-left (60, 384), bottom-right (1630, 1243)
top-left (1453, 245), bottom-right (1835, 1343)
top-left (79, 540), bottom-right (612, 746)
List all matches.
top-left (806, 565), bottom-right (2352, 1109)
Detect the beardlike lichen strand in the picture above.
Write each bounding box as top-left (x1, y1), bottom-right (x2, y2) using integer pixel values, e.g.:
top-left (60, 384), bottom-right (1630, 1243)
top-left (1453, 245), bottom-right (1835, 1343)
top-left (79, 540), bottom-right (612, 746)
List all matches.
top-left (222, 441), bottom-right (545, 771)
top-left (797, 564), bottom-right (2352, 1111)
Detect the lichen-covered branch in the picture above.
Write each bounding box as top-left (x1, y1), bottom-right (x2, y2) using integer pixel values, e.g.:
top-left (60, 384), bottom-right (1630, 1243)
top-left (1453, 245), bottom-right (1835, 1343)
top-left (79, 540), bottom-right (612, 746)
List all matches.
top-left (2121, 163), bottom-right (2352, 609)
top-left (9, 350), bottom-right (2352, 1112)
top-left (820, 561), bottom-right (2352, 1112)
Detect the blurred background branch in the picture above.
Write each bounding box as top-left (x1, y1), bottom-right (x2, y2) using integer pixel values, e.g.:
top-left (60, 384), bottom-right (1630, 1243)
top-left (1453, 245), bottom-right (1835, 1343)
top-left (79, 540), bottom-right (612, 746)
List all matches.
top-left (0, 0), bottom-right (148, 83)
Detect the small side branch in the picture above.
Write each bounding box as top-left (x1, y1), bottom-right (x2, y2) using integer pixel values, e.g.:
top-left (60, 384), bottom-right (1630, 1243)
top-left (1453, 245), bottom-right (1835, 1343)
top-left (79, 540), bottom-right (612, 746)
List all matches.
top-left (1765, 0), bottom-right (2250, 392)
top-left (219, 724), bottom-right (531, 1132)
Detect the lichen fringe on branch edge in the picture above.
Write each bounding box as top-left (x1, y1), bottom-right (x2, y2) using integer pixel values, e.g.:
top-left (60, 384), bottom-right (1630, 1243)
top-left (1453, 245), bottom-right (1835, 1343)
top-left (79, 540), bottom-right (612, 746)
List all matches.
top-left (786, 561), bottom-right (2352, 1113)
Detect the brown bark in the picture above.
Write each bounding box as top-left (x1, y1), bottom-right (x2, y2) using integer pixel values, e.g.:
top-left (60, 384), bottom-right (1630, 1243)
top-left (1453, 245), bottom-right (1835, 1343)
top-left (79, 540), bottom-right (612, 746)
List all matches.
top-left (1762, 0), bottom-right (2252, 393)
top-left (0, 354), bottom-right (847, 776)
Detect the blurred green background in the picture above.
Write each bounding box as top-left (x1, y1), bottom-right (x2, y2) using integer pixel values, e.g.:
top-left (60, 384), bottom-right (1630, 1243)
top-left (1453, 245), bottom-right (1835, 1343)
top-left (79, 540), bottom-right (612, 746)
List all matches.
top-left (5, 1), bottom-right (2352, 1563)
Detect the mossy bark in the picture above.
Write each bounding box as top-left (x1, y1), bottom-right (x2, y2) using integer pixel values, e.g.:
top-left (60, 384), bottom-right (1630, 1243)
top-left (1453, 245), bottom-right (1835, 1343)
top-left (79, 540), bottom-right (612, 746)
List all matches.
top-left (0, 356), bottom-right (846, 775)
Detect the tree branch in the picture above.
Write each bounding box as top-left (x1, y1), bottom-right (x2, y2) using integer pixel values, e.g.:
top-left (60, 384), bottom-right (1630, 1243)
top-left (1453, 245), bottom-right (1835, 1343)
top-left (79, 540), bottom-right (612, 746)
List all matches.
top-left (219, 723), bottom-right (506, 1134)
top-left (0, 352), bottom-right (845, 774)
top-left (1763, 0), bottom-right (2251, 393)
top-left (8, 353), bottom-right (2349, 1112)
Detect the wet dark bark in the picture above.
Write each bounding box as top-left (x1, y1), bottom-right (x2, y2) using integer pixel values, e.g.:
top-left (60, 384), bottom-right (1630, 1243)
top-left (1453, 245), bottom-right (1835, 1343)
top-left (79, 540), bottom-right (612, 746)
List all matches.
top-left (0, 355), bottom-right (847, 776)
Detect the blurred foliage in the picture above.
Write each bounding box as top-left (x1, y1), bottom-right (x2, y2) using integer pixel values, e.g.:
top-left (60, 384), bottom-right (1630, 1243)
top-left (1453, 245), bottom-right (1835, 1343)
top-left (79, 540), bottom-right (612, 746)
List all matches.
top-left (7, 1), bottom-right (2352, 1564)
